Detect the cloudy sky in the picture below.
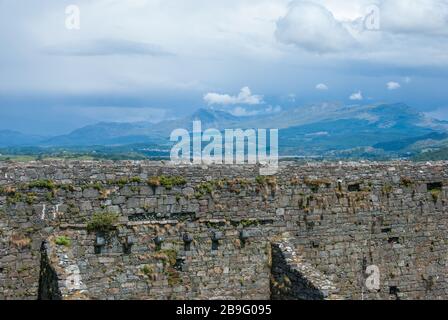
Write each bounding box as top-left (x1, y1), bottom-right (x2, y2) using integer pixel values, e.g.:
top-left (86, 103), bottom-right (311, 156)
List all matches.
top-left (0, 0), bottom-right (447, 134)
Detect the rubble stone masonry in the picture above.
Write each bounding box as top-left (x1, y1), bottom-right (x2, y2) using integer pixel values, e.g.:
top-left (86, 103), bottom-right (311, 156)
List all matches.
top-left (0, 160), bottom-right (447, 300)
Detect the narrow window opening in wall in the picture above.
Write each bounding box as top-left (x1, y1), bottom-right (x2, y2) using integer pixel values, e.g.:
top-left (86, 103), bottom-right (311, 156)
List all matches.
top-left (427, 182), bottom-right (443, 191)
top-left (388, 237), bottom-right (400, 244)
top-left (337, 179), bottom-right (343, 191)
top-left (95, 233), bottom-right (106, 255)
top-left (0, 267), bottom-right (4, 273)
top-left (123, 244), bottom-right (132, 255)
top-left (211, 231), bottom-right (222, 251)
top-left (174, 258), bottom-right (185, 271)
top-left (423, 275), bottom-right (435, 292)
top-left (183, 233), bottom-right (193, 251)
top-left (154, 236), bottom-right (164, 251)
top-left (240, 230), bottom-right (249, 248)
top-left (348, 183), bottom-right (361, 192)
top-left (362, 257), bottom-right (368, 271)
top-left (381, 227), bottom-right (392, 233)
top-left (123, 236), bottom-right (134, 255)
top-left (389, 286), bottom-right (400, 299)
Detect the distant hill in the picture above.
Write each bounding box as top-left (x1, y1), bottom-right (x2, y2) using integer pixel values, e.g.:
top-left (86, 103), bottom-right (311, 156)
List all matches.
top-left (413, 147), bottom-right (448, 161)
top-left (373, 132), bottom-right (448, 151)
top-left (41, 109), bottom-right (244, 147)
top-left (280, 118), bottom-right (434, 156)
top-left (0, 130), bottom-right (45, 147)
top-left (277, 103), bottom-right (444, 156)
top-left (2, 103), bottom-right (448, 160)
top-left (42, 122), bottom-right (167, 147)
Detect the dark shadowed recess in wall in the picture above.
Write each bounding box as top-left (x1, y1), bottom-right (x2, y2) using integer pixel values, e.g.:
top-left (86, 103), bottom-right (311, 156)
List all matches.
top-left (389, 286), bottom-right (400, 300)
top-left (270, 244), bottom-right (325, 300)
top-left (38, 241), bottom-right (62, 300)
top-left (427, 182), bottom-right (443, 191)
top-left (128, 212), bottom-right (196, 222)
top-left (348, 184), bottom-right (361, 192)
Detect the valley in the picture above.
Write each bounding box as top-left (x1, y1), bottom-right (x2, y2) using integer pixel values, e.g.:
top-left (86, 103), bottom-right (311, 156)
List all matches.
top-left (2, 103), bottom-right (448, 161)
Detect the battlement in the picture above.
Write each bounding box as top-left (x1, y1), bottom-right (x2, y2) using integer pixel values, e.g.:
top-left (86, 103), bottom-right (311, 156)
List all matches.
top-left (1, 161), bottom-right (447, 300)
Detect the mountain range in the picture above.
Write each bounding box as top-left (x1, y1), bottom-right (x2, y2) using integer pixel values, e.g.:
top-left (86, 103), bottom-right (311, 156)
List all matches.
top-left (2, 103), bottom-right (448, 160)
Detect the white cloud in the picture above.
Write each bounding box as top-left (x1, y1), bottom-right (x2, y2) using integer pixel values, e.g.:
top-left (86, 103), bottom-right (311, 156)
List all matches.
top-left (204, 87), bottom-right (264, 105)
top-left (74, 106), bottom-right (167, 123)
top-left (1, 0), bottom-right (448, 121)
top-left (426, 107), bottom-right (448, 121)
top-left (305, 131), bottom-right (329, 137)
top-left (387, 81), bottom-right (401, 90)
top-left (272, 0), bottom-right (448, 66)
top-left (230, 105), bottom-right (281, 117)
top-left (230, 107), bottom-right (260, 117)
top-left (380, 0), bottom-right (448, 36)
top-left (275, 1), bottom-right (357, 53)
top-left (265, 105), bottom-right (282, 113)
top-left (316, 83), bottom-right (329, 90)
top-left (43, 39), bottom-right (174, 57)
top-left (288, 93), bottom-right (296, 102)
top-left (349, 91), bottom-right (363, 100)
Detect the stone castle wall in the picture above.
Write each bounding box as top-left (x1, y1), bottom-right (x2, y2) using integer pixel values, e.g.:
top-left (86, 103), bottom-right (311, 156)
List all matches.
top-left (0, 160), bottom-right (447, 300)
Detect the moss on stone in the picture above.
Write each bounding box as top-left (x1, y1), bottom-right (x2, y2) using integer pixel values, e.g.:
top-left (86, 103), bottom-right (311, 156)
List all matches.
top-left (86, 212), bottom-right (119, 233)
top-left (400, 177), bottom-right (414, 187)
top-left (431, 189), bottom-right (441, 203)
top-left (60, 184), bottom-right (75, 192)
top-left (130, 176), bottom-right (142, 184)
top-left (166, 267), bottom-right (182, 286)
top-left (153, 249), bottom-right (178, 266)
top-left (83, 182), bottom-right (104, 191)
top-left (116, 177), bottom-right (129, 188)
top-left (196, 182), bottom-right (214, 197)
top-left (6, 192), bottom-right (23, 205)
top-left (160, 176), bottom-right (187, 189)
top-left (55, 235), bottom-right (71, 247)
top-left (304, 178), bottom-right (331, 191)
top-left (240, 219), bottom-right (260, 228)
top-left (141, 264), bottom-right (156, 280)
top-left (382, 184), bottom-right (393, 195)
top-left (25, 193), bottom-right (37, 205)
top-left (147, 176), bottom-right (186, 190)
top-left (28, 179), bottom-right (56, 190)
top-left (45, 192), bottom-right (55, 202)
